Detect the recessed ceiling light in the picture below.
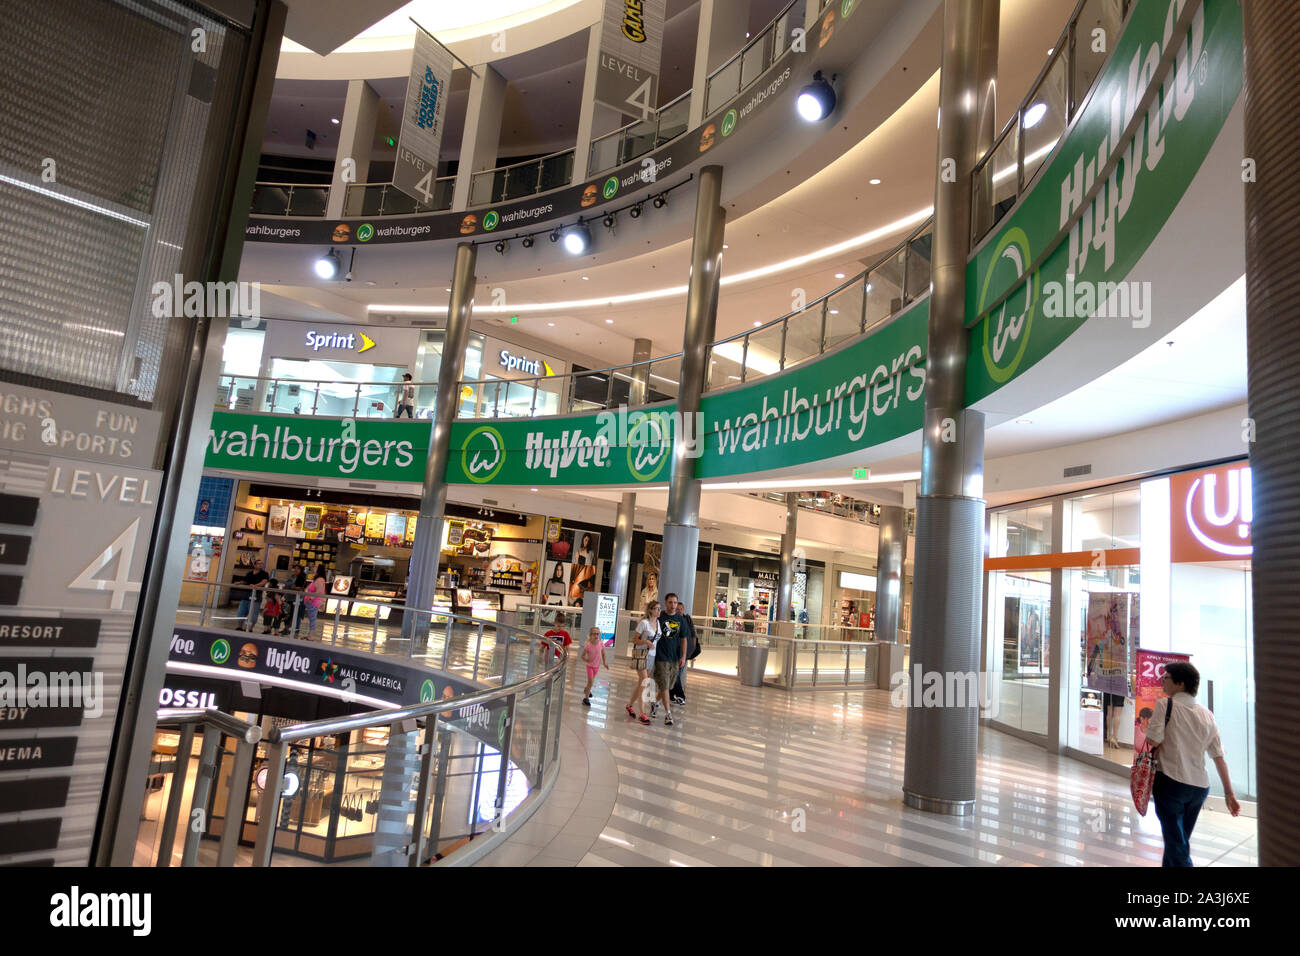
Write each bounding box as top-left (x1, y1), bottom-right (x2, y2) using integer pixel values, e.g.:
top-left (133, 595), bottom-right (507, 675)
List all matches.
top-left (753, 321), bottom-right (761, 327)
top-left (547, 321), bottom-right (555, 326)
top-left (530, 487), bottom-right (538, 492)
top-left (834, 272), bottom-right (845, 279)
top-left (829, 309), bottom-right (839, 315)
top-left (605, 318), bottom-right (613, 324)
top-left (330, 117), bottom-right (339, 125)
top-left (582, 275), bottom-right (589, 280)
top-left (723, 244), bottom-right (729, 249)
top-left (445, 288), bottom-right (451, 292)
top-left (869, 178), bottom-right (881, 185)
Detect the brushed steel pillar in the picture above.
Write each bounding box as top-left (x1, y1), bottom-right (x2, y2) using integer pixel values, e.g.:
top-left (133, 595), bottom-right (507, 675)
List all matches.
top-left (902, 0), bottom-right (997, 817)
top-left (777, 493), bottom-right (798, 620)
top-left (612, 339), bottom-right (653, 609)
top-left (404, 242), bottom-right (477, 637)
top-left (875, 505), bottom-right (908, 644)
top-left (1243, 0), bottom-right (1300, 866)
top-left (661, 166), bottom-right (725, 611)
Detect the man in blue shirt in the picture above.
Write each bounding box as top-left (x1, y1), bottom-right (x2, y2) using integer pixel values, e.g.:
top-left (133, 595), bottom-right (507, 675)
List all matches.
top-left (662, 593), bottom-right (696, 707)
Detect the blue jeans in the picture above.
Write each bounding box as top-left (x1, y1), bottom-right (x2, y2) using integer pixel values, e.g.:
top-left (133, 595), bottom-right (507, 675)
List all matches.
top-left (1152, 772), bottom-right (1209, 867)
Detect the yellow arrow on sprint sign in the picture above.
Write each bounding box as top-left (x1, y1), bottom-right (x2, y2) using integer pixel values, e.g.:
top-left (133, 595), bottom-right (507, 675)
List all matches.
top-left (357, 332), bottom-right (376, 353)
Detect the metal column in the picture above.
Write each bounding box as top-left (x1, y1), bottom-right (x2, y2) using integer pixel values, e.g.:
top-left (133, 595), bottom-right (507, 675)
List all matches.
top-left (404, 242), bottom-right (478, 640)
top-left (1243, 0), bottom-right (1300, 866)
top-left (661, 166), bottom-right (725, 613)
top-left (875, 505), bottom-right (909, 690)
top-left (610, 338), bottom-right (653, 609)
top-left (901, 0), bottom-right (998, 817)
top-left (776, 493), bottom-right (798, 621)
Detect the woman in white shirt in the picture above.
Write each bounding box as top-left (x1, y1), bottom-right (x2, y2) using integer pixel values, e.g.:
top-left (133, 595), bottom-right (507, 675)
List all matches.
top-left (1144, 661), bottom-right (1241, 867)
top-left (625, 601), bottom-right (662, 725)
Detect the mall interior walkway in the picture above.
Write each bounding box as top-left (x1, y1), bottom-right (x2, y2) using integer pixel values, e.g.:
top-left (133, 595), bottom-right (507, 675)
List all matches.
top-left (476, 660), bottom-right (1258, 868)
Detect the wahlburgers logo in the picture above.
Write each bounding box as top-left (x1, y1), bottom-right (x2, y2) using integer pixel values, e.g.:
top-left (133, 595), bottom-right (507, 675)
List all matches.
top-left (483, 211), bottom-right (500, 231)
top-left (979, 227), bottom-right (1037, 383)
top-left (462, 425), bottom-right (505, 482)
top-left (841, 0), bottom-right (857, 17)
top-left (603, 177), bottom-right (618, 200)
top-left (420, 679), bottom-right (436, 702)
top-left (627, 412), bottom-right (670, 482)
top-left (210, 639), bottom-right (231, 664)
top-left (720, 109), bottom-right (737, 137)
top-left (356, 223), bottom-right (374, 242)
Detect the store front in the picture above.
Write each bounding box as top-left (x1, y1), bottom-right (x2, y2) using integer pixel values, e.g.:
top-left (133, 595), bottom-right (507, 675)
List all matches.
top-left (983, 460), bottom-right (1256, 800)
top-left (218, 319), bottom-right (568, 420)
top-left (710, 548), bottom-right (824, 628)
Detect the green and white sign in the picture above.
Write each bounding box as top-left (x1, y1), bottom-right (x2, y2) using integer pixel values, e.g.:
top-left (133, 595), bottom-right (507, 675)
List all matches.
top-left (965, 0), bottom-right (1242, 403)
top-left (204, 412), bottom-right (431, 483)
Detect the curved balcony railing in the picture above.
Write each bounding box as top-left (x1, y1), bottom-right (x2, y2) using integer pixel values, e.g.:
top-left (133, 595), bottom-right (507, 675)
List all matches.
top-left (704, 0), bottom-right (807, 116)
top-left (345, 178), bottom-right (454, 215)
top-left (971, 0), bottom-right (1133, 245)
top-left (587, 90), bottom-right (693, 177)
top-left (470, 147), bottom-right (577, 207)
top-left (250, 181), bottom-right (329, 217)
top-left (144, 585), bottom-right (568, 866)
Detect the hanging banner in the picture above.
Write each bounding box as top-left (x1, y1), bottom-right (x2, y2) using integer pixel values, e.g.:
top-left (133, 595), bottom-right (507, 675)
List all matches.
top-left (1133, 648), bottom-right (1190, 751)
top-left (595, 0), bottom-right (666, 119)
top-left (392, 27), bottom-right (455, 206)
top-left (1084, 592), bottom-right (1134, 697)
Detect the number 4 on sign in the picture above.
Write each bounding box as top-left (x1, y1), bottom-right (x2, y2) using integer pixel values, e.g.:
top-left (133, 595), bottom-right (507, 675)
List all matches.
top-left (413, 168), bottom-right (434, 204)
top-left (69, 518), bottom-right (143, 609)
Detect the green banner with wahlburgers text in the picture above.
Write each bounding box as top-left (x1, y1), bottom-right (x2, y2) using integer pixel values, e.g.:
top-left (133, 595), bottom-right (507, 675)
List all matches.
top-left (204, 411), bottom-right (431, 482)
top-left (965, 0), bottom-right (1242, 403)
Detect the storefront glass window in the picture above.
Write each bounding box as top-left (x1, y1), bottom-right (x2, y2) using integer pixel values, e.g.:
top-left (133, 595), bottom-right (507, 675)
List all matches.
top-left (267, 357), bottom-right (406, 417)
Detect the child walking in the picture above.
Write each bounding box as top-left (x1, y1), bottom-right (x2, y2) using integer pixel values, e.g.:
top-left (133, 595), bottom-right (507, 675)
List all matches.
top-left (581, 627), bottom-right (608, 707)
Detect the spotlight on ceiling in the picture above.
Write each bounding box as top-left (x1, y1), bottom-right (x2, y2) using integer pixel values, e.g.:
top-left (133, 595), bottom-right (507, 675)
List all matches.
top-left (313, 248), bottom-right (342, 279)
top-left (563, 221), bottom-right (592, 255)
top-left (521, 235), bottom-right (535, 248)
top-left (603, 212), bottom-right (617, 230)
top-left (629, 202), bottom-right (643, 219)
top-left (796, 70), bottom-right (837, 122)
top-left (494, 239), bottom-right (508, 255)
top-left (549, 227), bottom-right (562, 244)
top-left (652, 193), bottom-right (667, 209)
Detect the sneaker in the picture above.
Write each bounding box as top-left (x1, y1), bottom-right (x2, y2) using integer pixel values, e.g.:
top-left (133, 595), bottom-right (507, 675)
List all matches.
top-left (650, 702), bottom-right (658, 717)
top-left (582, 698), bottom-right (591, 707)
top-left (665, 715), bottom-right (674, 726)
top-left (638, 715), bottom-right (652, 725)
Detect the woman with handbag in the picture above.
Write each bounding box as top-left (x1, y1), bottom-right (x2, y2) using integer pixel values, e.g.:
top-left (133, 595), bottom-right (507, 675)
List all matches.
top-left (1143, 661), bottom-right (1241, 866)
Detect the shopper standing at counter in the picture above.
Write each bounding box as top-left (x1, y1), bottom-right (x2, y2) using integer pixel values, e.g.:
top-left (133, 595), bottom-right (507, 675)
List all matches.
top-left (303, 564), bottom-right (327, 637)
top-left (237, 560), bottom-right (268, 631)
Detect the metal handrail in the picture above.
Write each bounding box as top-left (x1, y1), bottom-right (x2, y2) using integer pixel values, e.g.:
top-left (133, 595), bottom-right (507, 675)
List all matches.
top-left (156, 708), bottom-right (263, 742)
top-left (706, 0), bottom-right (803, 84)
top-left (587, 88), bottom-right (694, 172)
top-left (479, 145), bottom-right (579, 178)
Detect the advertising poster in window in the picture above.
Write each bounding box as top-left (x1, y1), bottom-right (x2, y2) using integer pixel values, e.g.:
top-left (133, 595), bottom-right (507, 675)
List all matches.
top-left (1084, 592), bottom-right (1131, 697)
top-left (542, 561), bottom-right (570, 605)
top-left (384, 512), bottom-right (407, 547)
top-left (1018, 599), bottom-right (1046, 671)
top-left (364, 511), bottom-right (387, 543)
top-left (1133, 649), bottom-right (1191, 752)
top-left (268, 504), bottom-right (289, 537)
top-left (404, 515), bottom-right (417, 545)
top-left (638, 540), bottom-right (661, 608)
top-left (303, 504), bottom-right (324, 537)
top-left (287, 504), bottom-right (306, 539)
top-left (573, 530), bottom-right (600, 567)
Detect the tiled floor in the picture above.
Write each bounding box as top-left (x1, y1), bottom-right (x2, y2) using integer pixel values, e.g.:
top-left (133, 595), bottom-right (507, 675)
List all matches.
top-left (475, 659), bottom-right (1258, 867)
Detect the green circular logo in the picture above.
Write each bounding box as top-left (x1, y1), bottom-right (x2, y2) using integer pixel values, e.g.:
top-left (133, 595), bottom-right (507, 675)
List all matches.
top-left (627, 412), bottom-right (670, 482)
top-left (356, 222), bottom-right (374, 242)
top-left (483, 210), bottom-right (500, 231)
top-left (420, 679), bottom-right (436, 702)
top-left (461, 425), bottom-right (505, 483)
top-left (978, 226), bottom-right (1038, 384)
top-left (497, 708), bottom-right (508, 747)
top-left (210, 638), bottom-right (231, 665)
top-left (720, 109), bottom-right (737, 137)
top-left (602, 176), bottom-right (618, 199)
top-left (841, 0), bottom-right (857, 18)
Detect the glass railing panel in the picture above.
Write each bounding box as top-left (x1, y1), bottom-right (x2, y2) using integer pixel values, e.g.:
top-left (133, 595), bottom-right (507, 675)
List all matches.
top-left (740, 32), bottom-right (772, 89)
top-left (502, 161), bottom-right (541, 201)
top-left (707, 58), bottom-right (741, 114)
top-left (656, 96), bottom-right (690, 145)
top-left (499, 380), bottom-right (538, 418)
top-left (906, 226), bottom-right (934, 300)
top-left (1022, 50), bottom-right (1067, 188)
top-left (343, 184), bottom-right (368, 217)
top-left (864, 249), bottom-right (906, 331)
top-left (218, 375), bottom-right (259, 411)
top-left (355, 382), bottom-right (400, 418)
top-left (538, 152), bottom-right (573, 192)
top-left (782, 309), bottom-right (823, 369)
top-left (621, 117), bottom-right (658, 165)
top-left (432, 176), bottom-right (455, 211)
top-left (570, 371), bottom-right (612, 411)
top-left (312, 382), bottom-right (366, 418)
top-left (744, 323), bottom-right (785, 379)
top-left (1071, 0), bottom-right (1126, 116)
top-left (973, 125), bottom-right (1019, 244)
top-left (646, 357), bottom-right (681, 399)
top-left (533, 375), bottom-right (565, 415)
top-left (251, 184), bottom-right (291, 215)
top-left (378, 186), bottom-right (420, 215)
top-left (267, 380), bottom-right (319, 415)
top-left (824, 283), bottom-right (864, 351)
top-left (287, 186), bottom-right (328, 217)
top-left (708, 342), bottom-right (745, 390)
top-left (588, 131), bottom-right (622, 176)
top-left (470, 170), bottom-right (497, 207)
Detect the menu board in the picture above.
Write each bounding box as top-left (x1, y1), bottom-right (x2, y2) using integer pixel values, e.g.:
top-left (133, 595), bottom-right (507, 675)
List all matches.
top-left (404, 515), bottom-right (416, 545)
top-left (346, 512), bottom-right (366, 542)
top-left (267, 504), bottom-right (289, 536)
top-left (364, 512), bottom-right (387, 543)
top-left (303, 505), bottom-right (324, 537)
top-left (384, 512), bottom-right (408, 547)
top-left (287, 504), bottom-right (307, 539)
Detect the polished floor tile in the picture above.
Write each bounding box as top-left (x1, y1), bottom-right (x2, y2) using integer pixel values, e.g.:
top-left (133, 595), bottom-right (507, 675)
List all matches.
top-left (476, 659), bottom-right (1257, 867)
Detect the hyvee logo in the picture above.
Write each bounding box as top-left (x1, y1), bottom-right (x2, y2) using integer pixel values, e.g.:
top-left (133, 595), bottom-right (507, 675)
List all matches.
top-left (50, 886), bottom-right (151, 936)
top-left (1172, 463), bottom-right (1252, 561)
top-left (525, 430), bottom-right (612, 478)
top-left (264, 647), bottom-right (312, 676)
top-left (979, 227), bottom-right (1037, 383)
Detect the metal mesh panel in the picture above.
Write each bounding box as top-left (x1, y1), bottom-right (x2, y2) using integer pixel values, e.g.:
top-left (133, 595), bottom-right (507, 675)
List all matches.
top-left (1242, 0), bottom-right (1300, 867)
top-left (0, 0), bottom-right (243, 406)
top-left (903, 495), bottom-right (985, 809)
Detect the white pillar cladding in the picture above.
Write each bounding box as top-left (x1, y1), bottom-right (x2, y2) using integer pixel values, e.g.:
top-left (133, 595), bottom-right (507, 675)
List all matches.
top-left (690, 0), bottom-right (751, 127)
top-left (574, 19), bottom-right (626, 181)
top-left (327, 78), bottom-right (380, 219)
top-left (452, 64), bottom-right (508, 212)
